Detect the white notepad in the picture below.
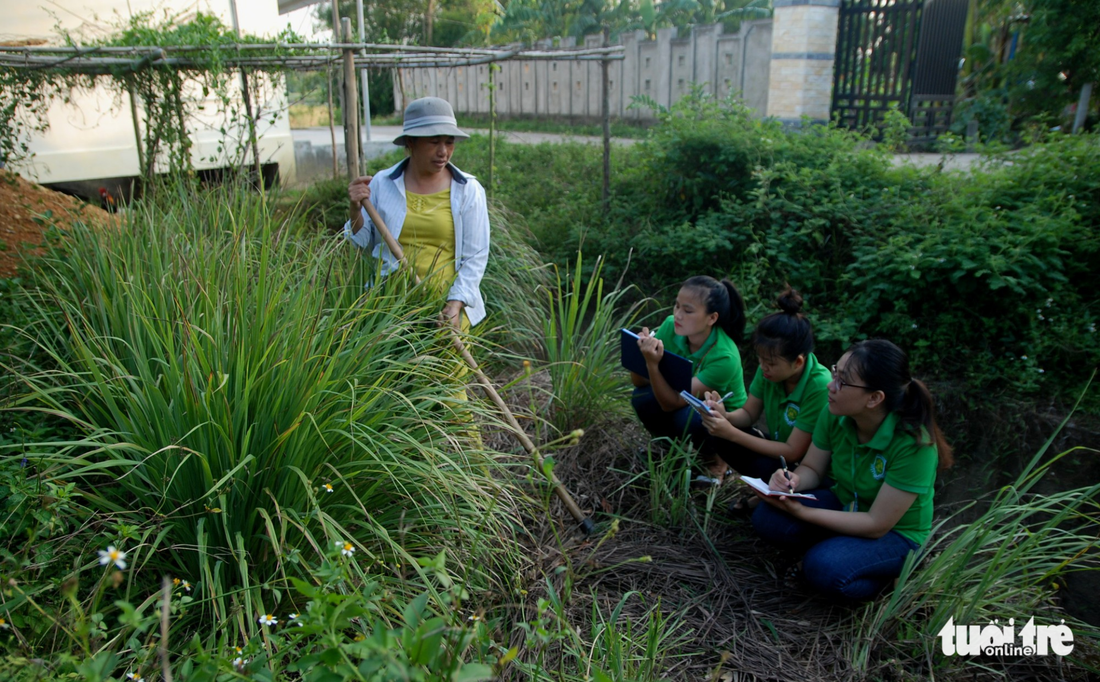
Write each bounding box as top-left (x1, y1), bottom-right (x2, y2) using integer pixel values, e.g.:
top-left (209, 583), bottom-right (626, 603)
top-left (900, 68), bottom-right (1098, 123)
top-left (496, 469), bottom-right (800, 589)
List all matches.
top-left (740, 476), bottom-right (818, 500)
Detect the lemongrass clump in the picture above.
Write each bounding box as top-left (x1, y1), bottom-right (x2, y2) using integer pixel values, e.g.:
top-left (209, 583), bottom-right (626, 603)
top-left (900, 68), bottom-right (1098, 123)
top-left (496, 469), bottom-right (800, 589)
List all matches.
top-left (4, 181), bottom-right (524, 635)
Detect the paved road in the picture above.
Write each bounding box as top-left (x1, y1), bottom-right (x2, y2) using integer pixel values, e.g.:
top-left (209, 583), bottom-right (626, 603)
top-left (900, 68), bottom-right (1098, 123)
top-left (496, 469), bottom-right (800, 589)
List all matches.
top-left (292, 126), bottom-right (988, 171)
top-left (292, 125), bottom-right (635, 148)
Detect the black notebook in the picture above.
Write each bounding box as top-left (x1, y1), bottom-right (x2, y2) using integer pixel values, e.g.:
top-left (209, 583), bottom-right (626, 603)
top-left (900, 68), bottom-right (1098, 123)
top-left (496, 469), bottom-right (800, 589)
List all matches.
top-left (620, 328), bottom-right (694, 394)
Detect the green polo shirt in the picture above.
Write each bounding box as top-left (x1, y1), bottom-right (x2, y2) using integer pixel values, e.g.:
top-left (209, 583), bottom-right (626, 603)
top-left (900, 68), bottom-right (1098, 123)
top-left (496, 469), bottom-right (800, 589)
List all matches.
top-left (812, 410), bottom-right (938, 545)
top-left (653, 314), bottom-right (746, 410)
top-left (748, 352), bottom-right (831, 443)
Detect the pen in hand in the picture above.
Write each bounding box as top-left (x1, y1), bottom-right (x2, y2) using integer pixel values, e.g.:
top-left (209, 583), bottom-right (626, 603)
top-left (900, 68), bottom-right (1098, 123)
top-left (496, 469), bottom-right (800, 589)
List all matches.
top-left (779, 455), bottom-right (794, 494)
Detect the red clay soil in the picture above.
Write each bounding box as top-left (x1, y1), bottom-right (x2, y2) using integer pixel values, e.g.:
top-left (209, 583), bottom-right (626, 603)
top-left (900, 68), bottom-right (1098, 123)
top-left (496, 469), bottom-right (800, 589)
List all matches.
top-left (0, 170), bottom-right (112, 278)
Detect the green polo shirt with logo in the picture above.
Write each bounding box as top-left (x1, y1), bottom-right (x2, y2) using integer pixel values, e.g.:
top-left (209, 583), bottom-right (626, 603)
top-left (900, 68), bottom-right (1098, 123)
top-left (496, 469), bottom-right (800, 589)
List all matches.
top-left (653, 314), bottom-right (746, 410)
top-left (748, 352), bottom-right (831, 443)
top-left (812, 410), bottom-right (938, 545)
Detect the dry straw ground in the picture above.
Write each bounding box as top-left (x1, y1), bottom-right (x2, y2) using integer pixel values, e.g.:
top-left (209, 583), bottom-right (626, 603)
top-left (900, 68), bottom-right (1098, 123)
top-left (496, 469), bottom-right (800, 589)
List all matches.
top-left (485, 366), bottom-right (1099, 682)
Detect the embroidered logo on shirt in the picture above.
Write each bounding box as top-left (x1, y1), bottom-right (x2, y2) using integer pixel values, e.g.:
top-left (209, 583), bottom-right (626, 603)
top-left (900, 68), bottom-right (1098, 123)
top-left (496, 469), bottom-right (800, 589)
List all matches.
top-left (870, 455), bottom-right (887, 480)
top-left (784, 403), bottom-right (800, 426)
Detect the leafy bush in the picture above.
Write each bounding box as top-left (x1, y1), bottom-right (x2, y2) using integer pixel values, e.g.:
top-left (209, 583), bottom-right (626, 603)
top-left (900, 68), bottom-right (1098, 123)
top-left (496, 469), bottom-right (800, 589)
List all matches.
top-left (950, 90), bottom-right (1014, 144)
top-left (494, 91), bottom-right (1100, 398)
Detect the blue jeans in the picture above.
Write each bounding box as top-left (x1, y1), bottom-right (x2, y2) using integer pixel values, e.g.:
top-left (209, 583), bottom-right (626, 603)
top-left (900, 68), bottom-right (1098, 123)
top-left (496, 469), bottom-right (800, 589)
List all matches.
top-left (631, 386), bottom-right (705, 444)
top-left (751, 487), bottom-right (920, 602)
top-left (706, 431), bottom-right (778, 479)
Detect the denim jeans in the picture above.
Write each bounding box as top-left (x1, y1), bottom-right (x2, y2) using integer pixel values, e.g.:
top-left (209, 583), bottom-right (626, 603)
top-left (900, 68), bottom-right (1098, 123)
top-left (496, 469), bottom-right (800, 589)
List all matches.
top-left (705, 430), bottom-right (778, 479)
top-left (751, 487), bottom-right (920, 602)
top-left (631, 386), bottom-right (705, 443)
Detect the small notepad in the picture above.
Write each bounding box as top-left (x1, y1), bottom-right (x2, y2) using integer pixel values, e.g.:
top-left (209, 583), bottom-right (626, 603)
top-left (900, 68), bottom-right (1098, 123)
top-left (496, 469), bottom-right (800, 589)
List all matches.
top-left (740, 476), bottom-right (818, 500)
top-left (679, 390), bottom-right (712, 416)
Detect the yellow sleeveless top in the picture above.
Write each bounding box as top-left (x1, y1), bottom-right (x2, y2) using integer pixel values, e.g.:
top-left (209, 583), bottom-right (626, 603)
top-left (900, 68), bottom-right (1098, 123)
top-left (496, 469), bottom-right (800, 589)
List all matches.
top-left (403, 189), bottom-right (455, 296)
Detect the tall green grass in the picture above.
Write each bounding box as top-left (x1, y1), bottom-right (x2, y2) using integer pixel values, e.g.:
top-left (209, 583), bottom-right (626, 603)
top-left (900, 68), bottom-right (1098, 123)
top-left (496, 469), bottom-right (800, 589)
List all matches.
top-left (2, 183), bottom-right (521, 640)
top-left (539, 254), bottom-right (644, 435)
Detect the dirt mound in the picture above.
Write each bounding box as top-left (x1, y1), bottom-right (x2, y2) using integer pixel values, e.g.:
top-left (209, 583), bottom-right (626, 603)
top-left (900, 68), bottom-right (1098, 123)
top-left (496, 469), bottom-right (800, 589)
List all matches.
top-left (0, 170), bottom-right (113, 278)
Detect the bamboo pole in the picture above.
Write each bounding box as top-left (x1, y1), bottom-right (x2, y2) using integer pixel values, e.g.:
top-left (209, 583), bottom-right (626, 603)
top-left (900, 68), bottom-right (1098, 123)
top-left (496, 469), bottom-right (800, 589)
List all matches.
top-left (601, 27), bottom-right (611, 208)
top-left (0, 43), bottom-right (624, 56)
top-left (228, 0), bottom-right (263, 184)
top-left (358, 197), bottom-right (595, 535)
top-left (341, 19), bottom-right (360, 180)
top-left (327, 64), bottom-right (338, 179)
top-left (126, 83), bottom-right (146, 180)
top-left (240, 69), bottom-right (263, 182)
top-left (488, 63), bottom-right (496, 201)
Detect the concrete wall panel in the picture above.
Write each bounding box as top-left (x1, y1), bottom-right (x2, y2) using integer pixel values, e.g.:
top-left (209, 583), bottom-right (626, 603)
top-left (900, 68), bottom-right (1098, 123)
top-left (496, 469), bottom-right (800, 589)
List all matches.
top-left (671, 38), bottom-right (692, 103)
top-left (393, 19), bottom-right (796, 123)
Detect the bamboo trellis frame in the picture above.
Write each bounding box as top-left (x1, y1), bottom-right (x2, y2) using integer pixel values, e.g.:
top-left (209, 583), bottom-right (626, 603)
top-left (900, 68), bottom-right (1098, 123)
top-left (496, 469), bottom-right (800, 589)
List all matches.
top-left (0, 43), bottom-right (625, 73)
top-left (2, 40), bottom-right (623, 178)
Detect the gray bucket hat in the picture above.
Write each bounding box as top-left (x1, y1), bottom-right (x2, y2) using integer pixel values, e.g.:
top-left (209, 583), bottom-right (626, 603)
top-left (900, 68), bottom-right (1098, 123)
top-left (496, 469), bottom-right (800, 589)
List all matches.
top-left (393, 97), bottom-right (469, 145)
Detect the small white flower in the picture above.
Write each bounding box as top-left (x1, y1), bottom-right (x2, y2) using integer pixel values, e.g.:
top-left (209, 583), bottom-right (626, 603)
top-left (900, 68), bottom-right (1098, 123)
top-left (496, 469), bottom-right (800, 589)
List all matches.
top-left (0, 618), bottom-right (9, 629)
top-left (338, 541), bottom-right (355, 557)
top-left (937, 258), bottom-right (945, 263)
top-left (1046, 298), bottom-right (1053, 307)
top-left (125, 674), bottom-right (144, 682)
top-left (98, 546), bottom-right (127, 570)
top-left (1020, 355), bottom-right (1028, 360)
top-left (233, 656), bottom-right (248, 669)
top-left (323, 483), bottom-right (334, 493)
top-left (1038, 368), bottom-right (1045, 374)
top-left (1038, 314), bottom-right (1045, 320)
top-left (911, 323), bottom-right (918, 329)
top-left (258, 614), bottom-right (278, 627)
top-left (289, 613), bottom-right (303, 627)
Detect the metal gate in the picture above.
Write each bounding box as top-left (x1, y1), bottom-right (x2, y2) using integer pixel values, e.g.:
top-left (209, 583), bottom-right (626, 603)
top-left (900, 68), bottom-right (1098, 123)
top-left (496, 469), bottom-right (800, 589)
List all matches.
top-left (831, 0), bottom-right (969, 141)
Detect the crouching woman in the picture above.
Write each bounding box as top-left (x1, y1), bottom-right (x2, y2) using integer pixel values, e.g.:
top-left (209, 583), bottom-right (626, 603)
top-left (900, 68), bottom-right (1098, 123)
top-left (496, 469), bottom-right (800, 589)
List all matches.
top-left (751, 339), bottom-right (953, 602)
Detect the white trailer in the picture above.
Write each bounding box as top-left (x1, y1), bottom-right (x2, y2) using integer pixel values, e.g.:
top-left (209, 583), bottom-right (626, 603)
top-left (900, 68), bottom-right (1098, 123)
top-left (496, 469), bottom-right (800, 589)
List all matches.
top-left (3, 0), bottom-right (298, 193)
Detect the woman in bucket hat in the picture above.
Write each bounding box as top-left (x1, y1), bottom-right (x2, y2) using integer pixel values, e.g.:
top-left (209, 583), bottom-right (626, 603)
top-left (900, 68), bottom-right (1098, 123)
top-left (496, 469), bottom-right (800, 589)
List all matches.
top-left (344, 97), bottom-right (489, 331)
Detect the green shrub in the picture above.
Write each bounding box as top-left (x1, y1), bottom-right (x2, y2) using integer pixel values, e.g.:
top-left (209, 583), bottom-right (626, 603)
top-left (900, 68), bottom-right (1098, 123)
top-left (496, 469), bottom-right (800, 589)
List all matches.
top-left (510, 91), bottom-right (1100, 398)
top-left (292, 177), bottom-right (353, 233)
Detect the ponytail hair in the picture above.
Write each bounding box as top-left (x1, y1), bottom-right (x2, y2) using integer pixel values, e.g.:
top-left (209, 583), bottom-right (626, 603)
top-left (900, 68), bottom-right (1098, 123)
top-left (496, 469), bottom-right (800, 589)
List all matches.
top-left (751, 286), bottom-right (814, 362)
top-left (681, 275), bottom-right (746, 343)
top-left (845, 339), bottom-right (954, 471)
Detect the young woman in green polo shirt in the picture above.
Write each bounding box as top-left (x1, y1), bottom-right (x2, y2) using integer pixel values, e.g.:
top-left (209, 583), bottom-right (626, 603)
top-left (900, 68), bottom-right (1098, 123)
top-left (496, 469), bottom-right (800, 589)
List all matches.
top-left (699, 288), bottom-right (831, 496)
top-left (751, 339), bottom-right (953, 602)
top-left (629, 276), bottom-right (747, 460)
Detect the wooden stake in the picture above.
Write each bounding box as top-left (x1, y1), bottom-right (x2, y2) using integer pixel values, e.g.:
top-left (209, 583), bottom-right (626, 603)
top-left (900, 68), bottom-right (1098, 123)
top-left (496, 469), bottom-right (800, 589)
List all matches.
top-left (341, 18), bottom-right (361, 180)
top-left (358, 199), bottom-right (595, 535)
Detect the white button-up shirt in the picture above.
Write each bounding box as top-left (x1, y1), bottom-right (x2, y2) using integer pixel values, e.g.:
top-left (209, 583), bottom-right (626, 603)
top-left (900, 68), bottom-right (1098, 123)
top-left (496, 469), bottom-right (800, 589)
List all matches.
top-left (343, 158), bottom-right (490, 326)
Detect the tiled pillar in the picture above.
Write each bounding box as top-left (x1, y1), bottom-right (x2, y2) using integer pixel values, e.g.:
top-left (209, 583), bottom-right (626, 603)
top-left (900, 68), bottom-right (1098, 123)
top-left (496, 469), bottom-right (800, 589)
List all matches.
top-left (766, 0), bottom-right (840, 125)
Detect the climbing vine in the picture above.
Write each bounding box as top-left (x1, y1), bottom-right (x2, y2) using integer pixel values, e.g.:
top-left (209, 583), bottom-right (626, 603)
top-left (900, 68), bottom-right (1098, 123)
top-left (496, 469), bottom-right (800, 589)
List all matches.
top-left (1, 10), bottom-right (306, 178)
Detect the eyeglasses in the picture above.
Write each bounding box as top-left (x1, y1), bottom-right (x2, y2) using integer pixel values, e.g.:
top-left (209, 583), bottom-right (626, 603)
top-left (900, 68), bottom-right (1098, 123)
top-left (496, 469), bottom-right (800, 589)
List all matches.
top-left (830, 364), bottom-right (873, 391)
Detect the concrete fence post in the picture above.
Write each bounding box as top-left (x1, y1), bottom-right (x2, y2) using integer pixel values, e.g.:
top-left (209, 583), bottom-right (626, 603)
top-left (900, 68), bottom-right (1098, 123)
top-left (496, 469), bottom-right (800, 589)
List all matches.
top-left (766, 0), bottom-right (840, 126)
